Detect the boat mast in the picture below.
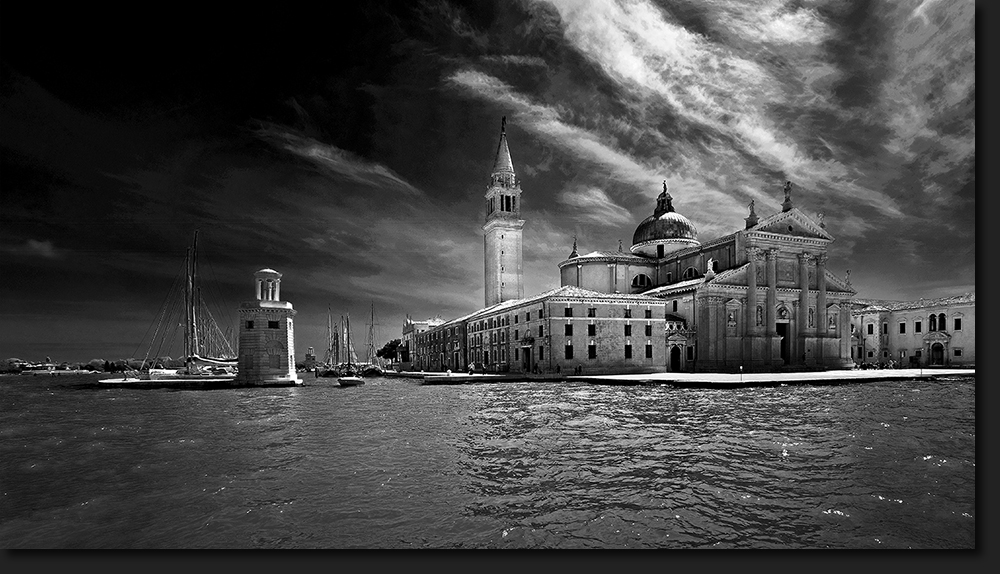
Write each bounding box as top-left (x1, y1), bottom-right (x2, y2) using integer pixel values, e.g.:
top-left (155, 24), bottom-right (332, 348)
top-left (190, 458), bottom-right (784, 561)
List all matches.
top-left (190, 230), bottom-right (200, 361)
top-left (183, 245), bottom-right (191, 369)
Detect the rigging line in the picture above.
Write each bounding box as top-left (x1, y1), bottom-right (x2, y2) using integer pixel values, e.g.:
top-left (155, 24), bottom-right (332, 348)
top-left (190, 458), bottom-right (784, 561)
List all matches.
top-left (132, 255), bottom-right (188, 364)
top-left (127, 255), bottom-right (186, 362)
top-left (201, 247), bottom-right (237, 335)
top-left (153, 280), bottom-right (185, 362)
top-left (199, 295), bottom-right (237, 358)
top-left (154, 262), bottom-right (188, 362)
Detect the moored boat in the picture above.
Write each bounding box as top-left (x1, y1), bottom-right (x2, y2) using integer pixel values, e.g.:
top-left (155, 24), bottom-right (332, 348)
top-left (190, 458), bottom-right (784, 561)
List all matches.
top-left (336, 313), bottom-right (364, 387)
top-left (100, 231), bottom-right (238, 388)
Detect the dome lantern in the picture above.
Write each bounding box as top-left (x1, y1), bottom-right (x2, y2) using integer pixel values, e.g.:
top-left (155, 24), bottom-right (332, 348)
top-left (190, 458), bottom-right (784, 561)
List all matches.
top-left (630, 180), bottom-right (700, 259)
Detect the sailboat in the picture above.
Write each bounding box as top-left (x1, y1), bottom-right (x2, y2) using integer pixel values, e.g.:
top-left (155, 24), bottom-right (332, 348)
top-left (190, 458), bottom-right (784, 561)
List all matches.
top-left (337, 312), bottom-right (364, 387)
top-left (361, 302), bottom-right (385, 377)
top-left (100, 231), bottom-right (238, 387)
top-left (317, 306), bottom-right (341, 378)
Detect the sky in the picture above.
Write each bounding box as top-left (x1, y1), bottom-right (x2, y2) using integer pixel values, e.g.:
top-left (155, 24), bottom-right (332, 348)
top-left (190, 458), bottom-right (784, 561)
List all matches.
top-left (0, 0), bottom-right (977, 364)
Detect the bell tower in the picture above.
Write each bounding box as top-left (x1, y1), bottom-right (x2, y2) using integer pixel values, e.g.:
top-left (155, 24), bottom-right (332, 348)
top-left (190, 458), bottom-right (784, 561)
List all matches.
top-left (483, 116), bottom-right (525, 307)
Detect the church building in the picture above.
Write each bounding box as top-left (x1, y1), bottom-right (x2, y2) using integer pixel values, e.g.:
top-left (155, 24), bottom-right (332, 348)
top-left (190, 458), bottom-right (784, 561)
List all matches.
top-left (410, 117), bottom-right (859, 374)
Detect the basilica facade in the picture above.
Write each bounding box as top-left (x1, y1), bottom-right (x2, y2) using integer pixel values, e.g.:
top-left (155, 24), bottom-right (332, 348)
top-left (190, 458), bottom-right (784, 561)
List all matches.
top-left (408, 118), bottom-right (861, 374)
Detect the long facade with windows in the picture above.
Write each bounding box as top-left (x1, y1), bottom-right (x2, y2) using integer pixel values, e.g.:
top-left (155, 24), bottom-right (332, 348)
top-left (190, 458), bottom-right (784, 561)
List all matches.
top-left (412, 286), bottom-right (674, 374)
top-left (849, 293), bottom-right (975, 367)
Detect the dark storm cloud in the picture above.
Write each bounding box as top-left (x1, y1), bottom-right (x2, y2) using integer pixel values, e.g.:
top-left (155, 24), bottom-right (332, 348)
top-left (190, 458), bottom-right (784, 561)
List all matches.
top-left (818, 0), bottom-right (895, 110)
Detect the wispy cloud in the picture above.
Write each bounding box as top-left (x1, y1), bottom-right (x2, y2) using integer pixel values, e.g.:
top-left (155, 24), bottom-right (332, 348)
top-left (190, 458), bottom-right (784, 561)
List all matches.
top-left (557, 186), bottom-right (633, 227)
top-left (254, 121), bottom-right (425, 197)
top-left (5, 239), bottom-right (62, 260)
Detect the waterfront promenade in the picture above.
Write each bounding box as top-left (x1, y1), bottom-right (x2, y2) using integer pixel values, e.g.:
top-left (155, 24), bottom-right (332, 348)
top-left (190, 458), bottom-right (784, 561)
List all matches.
top-left (385, 368), bottom-right (975, 388)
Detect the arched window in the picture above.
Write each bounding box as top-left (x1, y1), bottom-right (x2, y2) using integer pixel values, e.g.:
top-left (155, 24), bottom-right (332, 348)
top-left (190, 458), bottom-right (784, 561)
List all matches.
top-left (929, 314), bottom-right (937, 331)
top-left (682, 266), bottom-right (698, 280)
top-left (631, 274), bottom-right (652, 288)
top-left (937, 313), bottom-right (946, 331)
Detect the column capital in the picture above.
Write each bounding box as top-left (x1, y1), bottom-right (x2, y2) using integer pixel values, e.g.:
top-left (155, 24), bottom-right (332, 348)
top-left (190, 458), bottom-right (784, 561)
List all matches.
top-left (798, 251), bottom-right (814, 263)
top-left (746, 246), bottom-right (765, 261)
top-left (766, 248), bottom-right (779, 260)
top-left (816, 253), bottom-right (828, 266)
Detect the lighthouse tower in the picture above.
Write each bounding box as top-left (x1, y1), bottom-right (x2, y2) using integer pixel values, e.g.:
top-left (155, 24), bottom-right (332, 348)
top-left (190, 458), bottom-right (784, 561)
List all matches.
top-left (483, 116), bottom-right (525, 307)
top-left (236, 269), bottom-right (303, 386)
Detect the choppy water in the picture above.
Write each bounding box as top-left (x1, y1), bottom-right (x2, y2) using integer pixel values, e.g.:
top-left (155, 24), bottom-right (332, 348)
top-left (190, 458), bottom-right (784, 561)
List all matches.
top-left (0, 373), bottom-right (975, 548)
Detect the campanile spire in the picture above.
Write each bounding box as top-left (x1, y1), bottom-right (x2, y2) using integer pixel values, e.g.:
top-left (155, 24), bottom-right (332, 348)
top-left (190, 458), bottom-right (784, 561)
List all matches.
top-left (483, 116), bottom-right (525, 307)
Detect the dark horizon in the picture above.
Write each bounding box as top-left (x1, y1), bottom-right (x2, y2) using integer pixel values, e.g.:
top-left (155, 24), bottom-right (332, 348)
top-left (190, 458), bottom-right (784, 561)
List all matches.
top-left (0, 1), bottom-right (975, 364)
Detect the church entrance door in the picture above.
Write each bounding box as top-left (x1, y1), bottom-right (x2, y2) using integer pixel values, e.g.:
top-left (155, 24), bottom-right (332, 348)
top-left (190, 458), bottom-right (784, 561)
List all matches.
top-left (931, 343), bottom-right (944, 366)
top-left (670, 346), bottom-right (681, 372)
top-left (777, 323), bottom-right (790, 365)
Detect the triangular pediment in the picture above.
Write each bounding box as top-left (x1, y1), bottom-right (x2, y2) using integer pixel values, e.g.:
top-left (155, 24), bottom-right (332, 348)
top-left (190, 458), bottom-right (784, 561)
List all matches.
top-left (748, 209), bottom-right (834, 241)
top-left (824, 270), bottom-right (856, 294)
top-left (710, 263), bottom-right (749, 286)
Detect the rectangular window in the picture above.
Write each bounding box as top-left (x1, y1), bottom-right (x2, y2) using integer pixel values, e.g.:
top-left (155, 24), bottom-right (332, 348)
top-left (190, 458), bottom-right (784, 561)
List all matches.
top-left (538, 346), bottom-right (544, 360)
top-left (672, 301), bottom-right (678, 312)
top-left (954, 318), bottom-right (962, 330)
top-left (916, 350), bottom-right (922, 357)
top-left (624, 309), bottom-right (632, 318)
top-left (867, 350), bottom-right (874, 358)
top-left (624, 344), bottom-right (632, 359)
top-left (588, 344), bottom-right (597, 359)
top-left (867, 324), bottom-right (874, 335)
top-left (915, 321), bottom-right (922, 333)
top-left (954, 348), bottom-right (962, 357)
top-left (645, 309), bottom-right (652, 318)
top-left (587, 307), bottom-right (596, 317)
top-left (645, 344), bottom-right (653, 358)
top-left (246, 320), bottom-right (254, 329)
top-left (565, 345), bottom-right (573, 359)
top-left (645, 324), bottom-right (652, 336)
top-left (539, 308), bottom-right (544, 319)
top-left (882, 323), bottom-right (888, 335)
top-left (514, 329), bottom-right (518, 340)
top-left (899, 323), bottom-right (906, 334)
top-left (514, 314), bottom-right (518, 324)
top-left (538, 325), bottom-right (544, 337)
top-left (564, 307), bottom-right (573, 317)
top-left (565, 324), bottom-right (573, 336)
top-left (588, 324), bottom-right (596, 336)
top-left (624, 324), bottom-right (632, 336)
top-left (514, 348), bottom-right (519, 361)
top-left (687, 346), bottom-right (693, 360)
top-left (269, 354), bottom-right (280, 369)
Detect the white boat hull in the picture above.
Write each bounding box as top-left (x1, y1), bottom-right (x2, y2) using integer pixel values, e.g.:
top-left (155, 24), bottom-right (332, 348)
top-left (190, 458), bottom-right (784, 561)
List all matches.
top-left (337, 376), bottom-right (364, 387)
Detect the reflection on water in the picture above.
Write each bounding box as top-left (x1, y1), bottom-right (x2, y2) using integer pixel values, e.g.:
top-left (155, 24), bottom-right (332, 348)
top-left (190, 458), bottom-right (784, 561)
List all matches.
top-left (0, 374), bottom-right (974, 548)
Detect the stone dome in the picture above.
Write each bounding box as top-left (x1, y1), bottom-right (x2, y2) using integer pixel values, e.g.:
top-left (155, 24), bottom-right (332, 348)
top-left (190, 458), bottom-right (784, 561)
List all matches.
top-left (632, 211), bottom-right (698, 244)
top-left (630, 181), bottom-right (700, 258)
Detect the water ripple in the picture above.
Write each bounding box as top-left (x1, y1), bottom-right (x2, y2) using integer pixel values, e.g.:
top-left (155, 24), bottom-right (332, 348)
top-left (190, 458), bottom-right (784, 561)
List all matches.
top-left (0, 374), bottom-right (975, 548)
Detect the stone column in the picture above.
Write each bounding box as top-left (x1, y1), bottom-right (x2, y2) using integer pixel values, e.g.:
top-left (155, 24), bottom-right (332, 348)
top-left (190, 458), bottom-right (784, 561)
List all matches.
top-left (817, 254), bottom-right (828, 335)
top-left (746, 247), bottom-right (758, 333)
top-left (798, 251), bottom-right (810, 336)
top-left (766, 249), bottom-right (777, 336)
